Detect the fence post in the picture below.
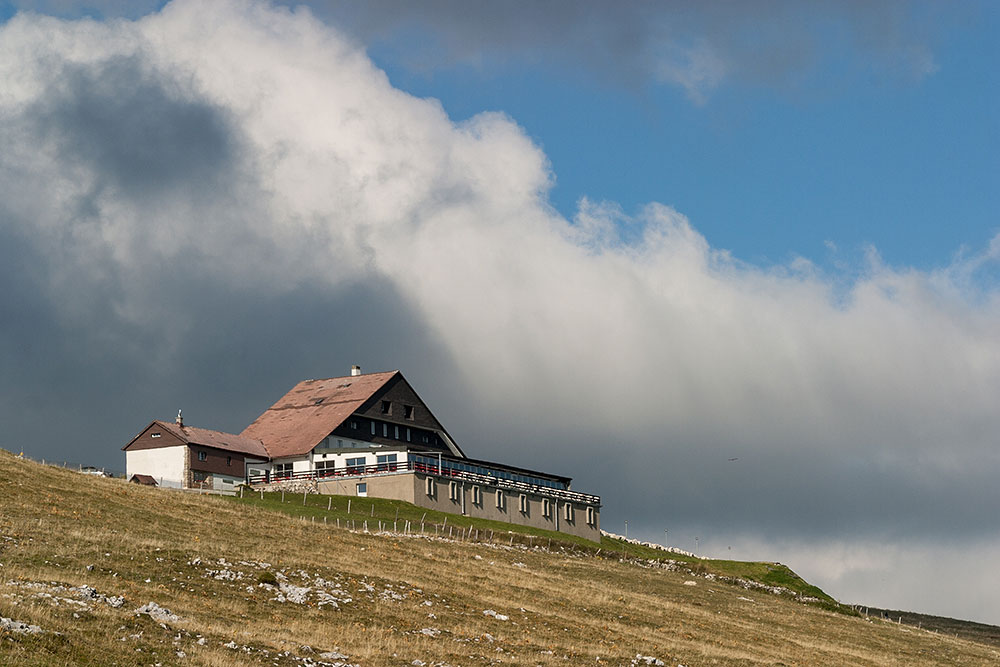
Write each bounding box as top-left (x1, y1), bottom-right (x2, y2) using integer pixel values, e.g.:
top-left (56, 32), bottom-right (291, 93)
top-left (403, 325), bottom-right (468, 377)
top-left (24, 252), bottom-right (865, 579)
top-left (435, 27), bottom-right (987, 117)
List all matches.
top-left (347, 499), bottom-right (351, 514)
top-left (303, 490), bottom-right (307, 505)
top-left (281, 489), bottom-right (285, 503)
top-left (328, 497), bottom-right (332, 511)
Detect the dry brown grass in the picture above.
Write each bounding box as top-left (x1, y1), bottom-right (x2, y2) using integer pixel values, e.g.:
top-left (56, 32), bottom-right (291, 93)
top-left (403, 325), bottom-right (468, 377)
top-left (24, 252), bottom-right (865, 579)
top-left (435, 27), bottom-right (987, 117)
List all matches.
top-left (1, 450), bottom-right (998, 666)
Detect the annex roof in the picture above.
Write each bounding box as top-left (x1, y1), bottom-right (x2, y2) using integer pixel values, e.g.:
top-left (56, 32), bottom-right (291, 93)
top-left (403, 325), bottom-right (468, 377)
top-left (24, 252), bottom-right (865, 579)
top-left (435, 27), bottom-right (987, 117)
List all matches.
top-left (123, 420), bottom-right (268, 458)
top-left (129, 474), bottom-right (158, 485)
top-left (240, 370), bottom-right (399, 459)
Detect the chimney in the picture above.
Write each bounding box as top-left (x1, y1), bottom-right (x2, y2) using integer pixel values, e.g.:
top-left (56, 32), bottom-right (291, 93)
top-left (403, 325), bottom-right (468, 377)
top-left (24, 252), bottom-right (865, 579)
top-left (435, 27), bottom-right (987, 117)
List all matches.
top-left (350, 365), bottom-right (362, 377)
top-left (176, 409), bottom-right (183, 427)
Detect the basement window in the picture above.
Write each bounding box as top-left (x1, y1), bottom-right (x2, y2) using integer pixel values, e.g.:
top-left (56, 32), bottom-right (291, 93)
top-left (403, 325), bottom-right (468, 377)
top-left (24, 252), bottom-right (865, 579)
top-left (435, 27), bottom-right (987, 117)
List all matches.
top-left (425, 477), bottom-right (436, 498)
top-left (518, 494), bottom-right (528, 514)
top-left (472, 485), bottom-right (482, 506)
top-left (586, 506), bottom-right (596, 526)
top-left (563, 504), bottom-right (575, 523)
top-left (495, 490), bottom-right (506, 511)
top-left (356, 483), bottom-right (367, 497)
top-left (404, 405), bottom-right (414, 420)
top-left (542, 498), bottom-right (552, 518)
top-left (449, 481), bottom-right (459, 502)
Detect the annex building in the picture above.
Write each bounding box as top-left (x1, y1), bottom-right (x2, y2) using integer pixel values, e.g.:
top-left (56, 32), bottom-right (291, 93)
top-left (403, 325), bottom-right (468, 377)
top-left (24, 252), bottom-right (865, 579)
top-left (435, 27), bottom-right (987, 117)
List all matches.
top-left (123, 367), bottom-right (601, 540)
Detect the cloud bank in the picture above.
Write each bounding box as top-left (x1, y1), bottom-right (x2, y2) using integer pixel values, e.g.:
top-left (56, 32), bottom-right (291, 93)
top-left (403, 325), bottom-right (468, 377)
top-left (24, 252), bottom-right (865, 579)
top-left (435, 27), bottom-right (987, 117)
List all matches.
top-left (1, 0), bottom-right (998, 622)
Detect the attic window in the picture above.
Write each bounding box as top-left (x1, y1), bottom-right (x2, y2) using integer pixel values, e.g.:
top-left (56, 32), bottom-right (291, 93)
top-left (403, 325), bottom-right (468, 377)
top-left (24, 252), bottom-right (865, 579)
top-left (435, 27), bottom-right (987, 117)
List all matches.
top-left (404, 405), bottom-right (414, 420)
top-left (151, 433), bottom-right (161, 438)
top-left (381, 400), bottom-right (391, 414)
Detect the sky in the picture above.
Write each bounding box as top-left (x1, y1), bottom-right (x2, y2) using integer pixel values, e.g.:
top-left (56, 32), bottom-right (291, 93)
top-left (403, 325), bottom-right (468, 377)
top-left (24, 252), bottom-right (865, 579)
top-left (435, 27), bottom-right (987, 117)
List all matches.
top-left (1, 0), bottom-right (999, 625)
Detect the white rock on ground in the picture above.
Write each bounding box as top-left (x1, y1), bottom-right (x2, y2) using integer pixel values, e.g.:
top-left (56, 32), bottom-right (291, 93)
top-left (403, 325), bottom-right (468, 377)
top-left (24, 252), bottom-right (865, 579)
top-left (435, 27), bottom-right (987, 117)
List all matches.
top-left (134, 602), bottom-right (181, 623)
top-left (1, 617), bottom-right (43, 634)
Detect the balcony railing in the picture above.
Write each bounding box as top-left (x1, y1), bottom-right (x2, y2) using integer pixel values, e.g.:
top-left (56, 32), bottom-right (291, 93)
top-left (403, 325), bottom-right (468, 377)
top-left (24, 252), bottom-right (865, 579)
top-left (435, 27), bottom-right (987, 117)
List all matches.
top-left (248, 460), bottom-right (600, 506)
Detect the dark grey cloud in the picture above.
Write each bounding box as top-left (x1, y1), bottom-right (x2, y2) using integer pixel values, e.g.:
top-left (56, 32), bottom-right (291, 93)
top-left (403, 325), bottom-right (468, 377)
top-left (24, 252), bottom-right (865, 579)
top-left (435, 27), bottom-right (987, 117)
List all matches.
top-left (29, 56), bottom-right (237, 200)
top-left (306, 0), bottom-right (956, 101)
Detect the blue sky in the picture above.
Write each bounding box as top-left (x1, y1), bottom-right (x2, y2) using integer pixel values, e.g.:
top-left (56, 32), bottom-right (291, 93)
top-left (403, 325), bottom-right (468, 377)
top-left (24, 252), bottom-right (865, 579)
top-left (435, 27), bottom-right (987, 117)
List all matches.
top-left (2, 0), bottom-right (1000, 625)
top-left (366, 3), bottom-right (998, 271)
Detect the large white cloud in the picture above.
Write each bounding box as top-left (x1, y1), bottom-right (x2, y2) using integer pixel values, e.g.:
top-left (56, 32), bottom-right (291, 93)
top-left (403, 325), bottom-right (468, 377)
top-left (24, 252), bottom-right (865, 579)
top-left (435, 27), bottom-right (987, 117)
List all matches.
top-left (1, 0), bottom-right (999, 622)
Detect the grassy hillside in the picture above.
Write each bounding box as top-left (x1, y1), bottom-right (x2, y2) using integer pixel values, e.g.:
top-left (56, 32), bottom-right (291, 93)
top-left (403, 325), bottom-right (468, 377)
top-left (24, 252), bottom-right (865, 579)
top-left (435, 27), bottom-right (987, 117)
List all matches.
top-left (1, 450), bottom-right (998, 666)
top-left (223, 490), bottom-right (837, 608)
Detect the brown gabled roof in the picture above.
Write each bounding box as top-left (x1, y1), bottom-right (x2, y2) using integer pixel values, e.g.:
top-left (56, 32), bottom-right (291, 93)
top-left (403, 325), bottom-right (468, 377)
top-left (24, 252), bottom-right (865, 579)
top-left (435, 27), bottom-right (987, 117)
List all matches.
top-left (240, 370), bottom-right (399, 459)
top-left (147, 420), bottom-right (269, 458)
top-left (129, 474), bottom-right (158, 485)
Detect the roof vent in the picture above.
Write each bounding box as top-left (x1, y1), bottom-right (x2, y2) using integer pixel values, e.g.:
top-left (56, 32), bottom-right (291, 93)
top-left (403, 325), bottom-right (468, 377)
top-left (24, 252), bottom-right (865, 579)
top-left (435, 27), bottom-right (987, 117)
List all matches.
top-left (176, 409), bottom-right (183, 427)
top-left (350, 365), bottom-right (362, 376)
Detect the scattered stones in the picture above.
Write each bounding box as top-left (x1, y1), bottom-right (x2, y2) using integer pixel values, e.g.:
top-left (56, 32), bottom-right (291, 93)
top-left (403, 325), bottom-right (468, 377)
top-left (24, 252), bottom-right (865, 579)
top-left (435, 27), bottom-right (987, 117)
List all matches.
top-left (631, 654), bottom-right (665, 666)
top-left (420, 627), bottom-right (441, 638)
top-left (683, 581), bottom-right (697, 586)
top-left (134, 602), bottom-right (181, 623)
top-left (0, 616), bottom-right (43, 634)
top-left (482, 609), bottom-right (509, 621)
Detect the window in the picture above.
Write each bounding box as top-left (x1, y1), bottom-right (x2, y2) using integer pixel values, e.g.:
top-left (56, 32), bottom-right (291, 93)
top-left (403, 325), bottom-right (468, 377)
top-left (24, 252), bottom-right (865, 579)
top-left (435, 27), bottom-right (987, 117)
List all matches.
top-left (377, 453), bottom-right (397, 472)
top-left (226, 456), bottom-right (232, 466)
top-left (563, 503), bottom-right (575, 522)
top-left (518, 494), bottom-right (528, 514)
top-left (356, 483), bottom-right (367, 497)
top-left (273, 463), bottom-right (292, 479)
top-left (197, 451), bottom-right (207, 462)
top-left (381, 400), bottom-right (391, 415)
top-left (449, 481), bottom-right (459, 502)
top-left (472, 485), bottom-right (482, 506)
top-left (371, 421), bottom-right (376, 435)
top-left (495, 490), bottom-right (506, 511)
top-left (404, 404), bottom-right (414, 420)
top-left (150, 433), bottom-right (161, 439)
top-left (406, 428), bottom-right (411, 442)
top-left (383, 423), bottom-right (388, 438)
top-left (422, 434), bottom-right (430, 444)
top-left (350, 420), bottom-right (358, 430)
top-left (346, 457), bottom-right (365, 474)
top-left (542, 498), bottom-right (552, 518)
top-left (586, 506), bottom-right (596, 526)
top-left (394, 425), bottom-right (400, 439)
top-left (425, 477), bottom-right (436, 497)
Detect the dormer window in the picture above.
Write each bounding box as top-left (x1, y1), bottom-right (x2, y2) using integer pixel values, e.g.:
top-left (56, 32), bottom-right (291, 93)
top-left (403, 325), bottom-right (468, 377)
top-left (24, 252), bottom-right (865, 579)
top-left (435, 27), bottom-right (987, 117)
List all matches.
top-left (198, 451), bottom-right (207, 462)
top-left (404, 405), bottom-right (414, 420)
top-left (380, 400), bottom-right (391, 415)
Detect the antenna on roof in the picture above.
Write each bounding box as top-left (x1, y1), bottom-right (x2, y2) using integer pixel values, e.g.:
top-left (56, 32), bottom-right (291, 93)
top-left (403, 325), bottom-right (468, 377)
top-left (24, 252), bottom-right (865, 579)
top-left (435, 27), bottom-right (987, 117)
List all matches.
top-left (176, 409), bottom-right (183, 427)
top-left (351, 365), bottom-right (362, 376)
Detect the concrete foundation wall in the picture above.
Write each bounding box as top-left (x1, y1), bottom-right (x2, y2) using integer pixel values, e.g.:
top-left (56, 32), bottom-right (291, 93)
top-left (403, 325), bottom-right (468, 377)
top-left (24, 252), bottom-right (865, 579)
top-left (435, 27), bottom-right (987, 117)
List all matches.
top-left (316, 471), bottom-right (600, 542)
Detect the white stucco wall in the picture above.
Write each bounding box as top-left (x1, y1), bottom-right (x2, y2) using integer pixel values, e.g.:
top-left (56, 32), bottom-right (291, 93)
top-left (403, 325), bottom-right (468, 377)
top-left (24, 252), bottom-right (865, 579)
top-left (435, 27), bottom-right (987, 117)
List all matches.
top-left (126, 446), bottom-right (186, 487)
